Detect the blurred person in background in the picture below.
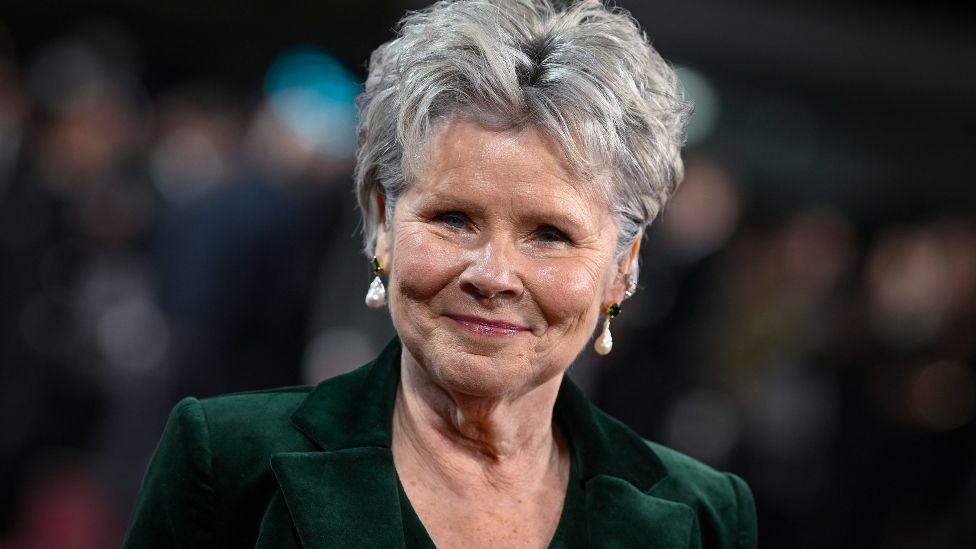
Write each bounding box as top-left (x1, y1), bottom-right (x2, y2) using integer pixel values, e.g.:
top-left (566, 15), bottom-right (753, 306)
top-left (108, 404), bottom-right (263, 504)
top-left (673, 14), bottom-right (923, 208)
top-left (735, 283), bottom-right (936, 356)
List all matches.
top-left (0, 44), bottom-right (32, 533)
top-left (0, 21), bottom-right (362, 549)
top-left (0, 29), bottom-right (152, 547)
top-left (123, 1), bottom-right (757, 547)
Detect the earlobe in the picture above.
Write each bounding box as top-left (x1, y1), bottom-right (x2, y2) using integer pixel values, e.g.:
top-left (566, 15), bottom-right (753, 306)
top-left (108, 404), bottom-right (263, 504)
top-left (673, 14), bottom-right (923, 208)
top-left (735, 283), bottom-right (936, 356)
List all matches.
top-left (373, 226), bottom-right (390, 267)
top-left (372, 192), bottom-right (391, 267)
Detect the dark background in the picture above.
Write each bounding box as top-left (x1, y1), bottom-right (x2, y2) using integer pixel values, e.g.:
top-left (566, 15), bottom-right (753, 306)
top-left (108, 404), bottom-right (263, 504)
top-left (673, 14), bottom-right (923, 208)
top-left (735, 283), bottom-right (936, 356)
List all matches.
top-left (1, 1), bottom-right (974, 547)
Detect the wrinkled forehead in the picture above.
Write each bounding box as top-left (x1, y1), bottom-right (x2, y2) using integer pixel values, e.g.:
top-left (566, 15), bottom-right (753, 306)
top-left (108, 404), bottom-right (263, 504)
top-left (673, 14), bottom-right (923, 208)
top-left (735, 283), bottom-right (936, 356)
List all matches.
top-left (406, 116), bottom-right (612, 207)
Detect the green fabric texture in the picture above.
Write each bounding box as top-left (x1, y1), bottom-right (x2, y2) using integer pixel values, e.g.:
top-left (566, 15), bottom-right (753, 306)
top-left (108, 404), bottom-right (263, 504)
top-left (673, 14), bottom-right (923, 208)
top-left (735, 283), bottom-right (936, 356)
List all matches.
top-left (124, 337), bottom-right (757, 548)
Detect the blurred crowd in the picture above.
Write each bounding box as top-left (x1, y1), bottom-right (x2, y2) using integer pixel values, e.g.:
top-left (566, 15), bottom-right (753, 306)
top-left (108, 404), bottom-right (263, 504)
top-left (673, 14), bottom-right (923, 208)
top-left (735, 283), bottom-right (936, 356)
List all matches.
top-left (597, 158), bottom-right (976, 547)
top-left (1, 18), bottom-right (974, 549)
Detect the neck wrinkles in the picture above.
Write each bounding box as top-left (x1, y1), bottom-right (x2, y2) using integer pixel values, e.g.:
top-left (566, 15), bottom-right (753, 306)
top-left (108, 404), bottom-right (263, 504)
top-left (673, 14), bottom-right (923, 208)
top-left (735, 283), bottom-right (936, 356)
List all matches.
top-left (392, 350), bottom-right (567, 493)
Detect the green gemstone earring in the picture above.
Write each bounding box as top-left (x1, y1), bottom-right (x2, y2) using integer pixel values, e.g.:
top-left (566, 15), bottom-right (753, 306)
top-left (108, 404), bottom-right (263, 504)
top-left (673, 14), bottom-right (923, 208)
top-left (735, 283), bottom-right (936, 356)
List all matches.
top-left (594, 303), bottom-right (620, 356)
top-left (365, 256), bottom-right (386, 309)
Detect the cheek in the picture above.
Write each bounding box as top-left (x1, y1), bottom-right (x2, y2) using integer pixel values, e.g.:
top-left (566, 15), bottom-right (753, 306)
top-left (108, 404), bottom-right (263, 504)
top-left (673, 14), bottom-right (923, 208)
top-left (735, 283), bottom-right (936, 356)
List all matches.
top-left (532, 256), bottom-right (607, 328)
top-left (390, 226), bottom-right (459, 304)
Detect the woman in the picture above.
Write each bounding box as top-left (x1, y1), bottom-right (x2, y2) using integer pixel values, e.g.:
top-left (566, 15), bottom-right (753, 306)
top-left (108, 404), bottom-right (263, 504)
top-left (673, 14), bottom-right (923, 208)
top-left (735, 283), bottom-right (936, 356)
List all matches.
top-left (125, 0), bottom-right (757, 547)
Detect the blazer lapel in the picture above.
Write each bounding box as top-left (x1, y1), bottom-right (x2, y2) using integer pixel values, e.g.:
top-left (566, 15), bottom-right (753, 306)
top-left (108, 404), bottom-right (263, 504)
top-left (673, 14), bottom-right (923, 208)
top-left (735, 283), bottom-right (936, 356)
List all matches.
top-left (556, 377), bottom-right (695, 549)
top-left (271, 338), bottom-right (406, 548)
top-left (270, 449), bottom-right (405, 548)
top-left (584, 475), bottom-right (697, 549)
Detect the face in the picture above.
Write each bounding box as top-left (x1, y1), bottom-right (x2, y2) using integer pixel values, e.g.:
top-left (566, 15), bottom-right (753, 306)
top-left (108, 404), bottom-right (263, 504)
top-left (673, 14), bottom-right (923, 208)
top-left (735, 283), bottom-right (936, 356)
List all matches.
top-left (376, 119), bottom-right (636, 398)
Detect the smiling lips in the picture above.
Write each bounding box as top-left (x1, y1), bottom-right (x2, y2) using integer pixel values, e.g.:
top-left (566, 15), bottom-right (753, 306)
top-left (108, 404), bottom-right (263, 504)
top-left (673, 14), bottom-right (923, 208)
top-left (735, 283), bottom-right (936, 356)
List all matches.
top-left (447, 314), bottom-right (530, 337)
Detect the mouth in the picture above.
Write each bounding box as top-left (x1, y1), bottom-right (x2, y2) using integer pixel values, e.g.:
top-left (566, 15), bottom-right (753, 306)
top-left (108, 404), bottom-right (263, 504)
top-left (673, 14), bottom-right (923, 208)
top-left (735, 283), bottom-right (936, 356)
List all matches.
top-left (446, 314), bottom-right (531, 337)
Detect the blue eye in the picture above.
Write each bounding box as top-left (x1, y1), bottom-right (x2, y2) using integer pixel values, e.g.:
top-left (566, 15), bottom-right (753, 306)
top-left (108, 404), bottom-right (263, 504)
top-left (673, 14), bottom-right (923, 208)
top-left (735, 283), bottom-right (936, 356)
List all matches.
top-left (435, 212), bottom-right (467, 229)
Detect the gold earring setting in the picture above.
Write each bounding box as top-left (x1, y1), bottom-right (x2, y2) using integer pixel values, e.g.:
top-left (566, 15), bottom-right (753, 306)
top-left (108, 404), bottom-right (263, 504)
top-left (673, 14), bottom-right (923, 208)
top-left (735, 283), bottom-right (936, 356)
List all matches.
top-left (594, 303), bottom-right (620, 356)
top-left (365, 256), bottom-right (386, 309)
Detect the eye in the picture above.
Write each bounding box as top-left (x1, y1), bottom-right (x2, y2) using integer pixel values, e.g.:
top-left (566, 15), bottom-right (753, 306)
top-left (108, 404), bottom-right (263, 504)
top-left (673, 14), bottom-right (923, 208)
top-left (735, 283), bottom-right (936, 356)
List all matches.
top-left (433, 211), bottom-right (468, 229)
top-left (535, 225), bottom-right (571, 244)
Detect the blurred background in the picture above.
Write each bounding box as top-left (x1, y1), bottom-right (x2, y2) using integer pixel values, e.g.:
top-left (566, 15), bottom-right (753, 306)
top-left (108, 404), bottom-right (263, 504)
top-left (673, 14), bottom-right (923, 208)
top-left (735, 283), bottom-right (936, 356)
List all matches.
top-left (0, 0), bottom-right (974, 547)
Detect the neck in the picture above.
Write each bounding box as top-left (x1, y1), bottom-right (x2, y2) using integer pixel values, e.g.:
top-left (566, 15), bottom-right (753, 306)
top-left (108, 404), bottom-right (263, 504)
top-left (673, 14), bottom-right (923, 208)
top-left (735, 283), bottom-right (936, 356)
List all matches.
top-left (392, 349), bottom-right (567, 494)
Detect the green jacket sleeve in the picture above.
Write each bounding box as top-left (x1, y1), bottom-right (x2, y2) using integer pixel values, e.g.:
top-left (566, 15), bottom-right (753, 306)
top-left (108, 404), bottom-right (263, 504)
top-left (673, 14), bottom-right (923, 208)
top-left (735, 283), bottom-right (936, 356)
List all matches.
top-left (726, 473), bottom-right (758, 549)
top-left (123, 397), bottom-right (216, 548)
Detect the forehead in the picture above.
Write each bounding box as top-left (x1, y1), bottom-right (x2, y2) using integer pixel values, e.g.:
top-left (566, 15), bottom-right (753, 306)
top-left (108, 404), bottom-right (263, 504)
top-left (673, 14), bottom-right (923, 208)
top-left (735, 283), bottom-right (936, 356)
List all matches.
top-left (409, 119), bottom-right (609, 212)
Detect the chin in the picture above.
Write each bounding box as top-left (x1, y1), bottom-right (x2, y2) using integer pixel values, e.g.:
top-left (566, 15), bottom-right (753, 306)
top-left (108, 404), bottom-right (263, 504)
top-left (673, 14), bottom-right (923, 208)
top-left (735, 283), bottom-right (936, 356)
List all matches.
top-left (404, 331), bottom-right (538, 398)
top-left (424, 348), bottom-right (535, 397)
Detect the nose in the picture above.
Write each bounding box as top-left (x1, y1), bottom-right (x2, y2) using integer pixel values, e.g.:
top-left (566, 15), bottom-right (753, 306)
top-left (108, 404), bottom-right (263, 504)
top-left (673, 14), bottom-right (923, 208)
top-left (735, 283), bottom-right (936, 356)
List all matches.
top-left (458, 240), bottom-right (524, 301)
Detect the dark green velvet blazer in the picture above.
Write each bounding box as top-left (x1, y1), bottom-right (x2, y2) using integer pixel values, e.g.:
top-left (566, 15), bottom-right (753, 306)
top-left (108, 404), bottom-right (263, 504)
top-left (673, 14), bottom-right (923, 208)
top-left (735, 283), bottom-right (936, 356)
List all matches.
top-left (124, 338), bottom-right (757, 548)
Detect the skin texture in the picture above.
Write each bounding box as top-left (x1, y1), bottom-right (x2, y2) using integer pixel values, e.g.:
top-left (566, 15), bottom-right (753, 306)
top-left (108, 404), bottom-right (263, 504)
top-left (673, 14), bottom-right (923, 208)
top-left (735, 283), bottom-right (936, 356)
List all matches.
top-left (377, 119), bottom-right (640, 548)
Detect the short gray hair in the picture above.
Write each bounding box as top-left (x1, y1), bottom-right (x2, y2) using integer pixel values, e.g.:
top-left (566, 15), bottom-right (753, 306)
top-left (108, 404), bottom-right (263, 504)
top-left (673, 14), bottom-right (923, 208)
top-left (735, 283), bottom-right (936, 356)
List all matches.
top-left (355, 0), bottom-right (691, 281)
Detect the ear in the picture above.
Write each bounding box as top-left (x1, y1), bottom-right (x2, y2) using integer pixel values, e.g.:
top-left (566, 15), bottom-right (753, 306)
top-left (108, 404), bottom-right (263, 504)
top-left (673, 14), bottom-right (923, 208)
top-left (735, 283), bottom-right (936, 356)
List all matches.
top-left (372, 192), bottom-right (392, 268)
top-left (603, 231), bottom-right (642, 307)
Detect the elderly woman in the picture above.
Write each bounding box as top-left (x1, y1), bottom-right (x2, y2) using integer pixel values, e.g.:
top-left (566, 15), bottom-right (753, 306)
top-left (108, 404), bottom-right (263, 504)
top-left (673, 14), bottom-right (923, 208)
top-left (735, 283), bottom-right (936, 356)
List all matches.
top-left (125, 1), bottom-right (756, 547)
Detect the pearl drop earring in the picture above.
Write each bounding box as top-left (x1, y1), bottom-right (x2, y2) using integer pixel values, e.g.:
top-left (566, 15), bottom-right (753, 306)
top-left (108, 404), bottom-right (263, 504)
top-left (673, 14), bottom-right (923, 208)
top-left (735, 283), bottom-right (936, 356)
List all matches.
top-left (364, 256), bottom-right (386, 309)
top-left (594, 303), bottom-right (621, 356)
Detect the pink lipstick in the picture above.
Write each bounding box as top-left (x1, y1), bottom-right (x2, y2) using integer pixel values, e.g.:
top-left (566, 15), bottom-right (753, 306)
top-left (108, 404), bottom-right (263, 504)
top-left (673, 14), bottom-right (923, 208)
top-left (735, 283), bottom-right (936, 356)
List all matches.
top-left (447, 315), bottom-right (529, 337)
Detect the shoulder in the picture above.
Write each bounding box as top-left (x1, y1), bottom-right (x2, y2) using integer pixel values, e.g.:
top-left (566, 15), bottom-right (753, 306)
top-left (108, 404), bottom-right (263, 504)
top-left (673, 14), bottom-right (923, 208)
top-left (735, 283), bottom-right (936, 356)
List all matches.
top-left (158, 386), bottom-right (317, 456)
top-left (645, 440), bottom-right (746, 502)
top-left (188, 386), bottom-right (320, 477)
top-left (152, 385), bottom-right (318, 471)
top-left (644, 440), bottom-right (757, 549)
top-left (194, 385), bottom-right (313, 430)
top-left (124, 386), bottom-right (318, 548)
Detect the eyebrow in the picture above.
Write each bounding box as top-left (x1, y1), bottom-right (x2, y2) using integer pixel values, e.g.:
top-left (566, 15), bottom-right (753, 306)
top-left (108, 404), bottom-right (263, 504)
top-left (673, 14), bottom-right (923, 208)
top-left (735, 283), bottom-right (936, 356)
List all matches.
top-left (416, 188), bottom-right (594, 234)
top-left (522, 205), bottom-right (589, 233)
top-left (411, 190), bottom-right (484, 214)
